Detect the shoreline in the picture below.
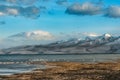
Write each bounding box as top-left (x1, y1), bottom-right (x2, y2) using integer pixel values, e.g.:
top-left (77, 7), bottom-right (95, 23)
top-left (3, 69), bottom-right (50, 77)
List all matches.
top-left (0, 53), bottom-right (119, 55)
top-left (0, 61), bottom-right (120, 80)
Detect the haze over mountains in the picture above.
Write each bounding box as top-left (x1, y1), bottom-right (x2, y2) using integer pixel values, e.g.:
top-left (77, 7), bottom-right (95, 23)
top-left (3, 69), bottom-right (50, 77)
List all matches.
top-left (0, 33), bottom-right (120, 54)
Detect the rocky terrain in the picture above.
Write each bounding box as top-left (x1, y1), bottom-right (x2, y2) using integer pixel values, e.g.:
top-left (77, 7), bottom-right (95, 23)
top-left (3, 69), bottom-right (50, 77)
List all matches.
top-left (0, 33), bottom-right (120, 54)
top-left (1, 61), bottom-right (120, 80)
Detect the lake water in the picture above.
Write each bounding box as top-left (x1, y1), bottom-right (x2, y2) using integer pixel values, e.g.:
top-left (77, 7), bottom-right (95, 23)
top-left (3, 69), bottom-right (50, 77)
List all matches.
top-left (0, 53), bottom-right (120, 75)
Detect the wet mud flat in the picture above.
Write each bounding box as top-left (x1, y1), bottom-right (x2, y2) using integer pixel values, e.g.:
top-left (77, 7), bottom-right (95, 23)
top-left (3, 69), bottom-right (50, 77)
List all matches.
top-left (1, 61), bottom-right (120, 80)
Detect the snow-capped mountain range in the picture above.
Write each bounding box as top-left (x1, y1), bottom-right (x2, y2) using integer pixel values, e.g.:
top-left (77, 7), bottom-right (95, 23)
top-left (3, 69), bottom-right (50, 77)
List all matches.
top-left (0, 33), bottom-right (120, 54)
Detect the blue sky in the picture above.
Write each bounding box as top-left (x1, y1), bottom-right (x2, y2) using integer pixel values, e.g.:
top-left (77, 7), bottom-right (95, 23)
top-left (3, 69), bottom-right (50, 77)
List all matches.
top-left (0, 0), bottom-right (120, 40)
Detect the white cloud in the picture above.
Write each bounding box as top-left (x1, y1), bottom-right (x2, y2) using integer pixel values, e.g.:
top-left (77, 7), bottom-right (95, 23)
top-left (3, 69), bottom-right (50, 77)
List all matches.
top-left (65, 2), bottom-right (102, 15)
top-left (104, 6), bottom-right (120, 18)
top-left (7, 8), bottom-right (18, 15)
top-left (0, 30), bottom-right (55, 49)
top-left (56, 32), bottom-right (100, 41)
top-left (0, 5), bottom-right (41, 19)
top-left (9, 30), bottom-right (54, 41)
top-left (82, 32), bottom-right (100, 37)
top-left (65, 2), bottom-right (120, 19)
top-left (0, 0), bottom-right (48, 19)
top-left (0, 12), bottom-right (5, 16)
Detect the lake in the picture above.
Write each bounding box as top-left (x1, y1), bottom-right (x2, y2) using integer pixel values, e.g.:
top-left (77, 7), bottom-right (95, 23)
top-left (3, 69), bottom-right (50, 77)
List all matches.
top-left (0, 53), bottom-right (120, 75)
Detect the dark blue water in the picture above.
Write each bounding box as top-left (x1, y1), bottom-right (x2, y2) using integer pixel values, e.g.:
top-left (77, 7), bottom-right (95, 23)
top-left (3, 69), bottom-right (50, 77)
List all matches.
top-left (0, 54), bottom-right (120, 75)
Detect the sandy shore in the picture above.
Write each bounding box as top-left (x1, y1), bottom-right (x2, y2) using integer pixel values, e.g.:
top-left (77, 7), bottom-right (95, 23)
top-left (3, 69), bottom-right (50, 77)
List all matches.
top-left (0, 61), bottom-right (120, 80)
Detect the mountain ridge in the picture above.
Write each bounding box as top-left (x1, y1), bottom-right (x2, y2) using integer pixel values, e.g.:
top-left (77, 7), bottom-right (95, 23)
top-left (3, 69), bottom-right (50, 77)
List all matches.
top-left (0, 33), bottom-right (120, 54)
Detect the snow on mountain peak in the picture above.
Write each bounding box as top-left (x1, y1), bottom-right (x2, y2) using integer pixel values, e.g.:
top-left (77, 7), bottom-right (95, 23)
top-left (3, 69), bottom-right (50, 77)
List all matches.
top-left (104, 33), bottom-right (112, 38)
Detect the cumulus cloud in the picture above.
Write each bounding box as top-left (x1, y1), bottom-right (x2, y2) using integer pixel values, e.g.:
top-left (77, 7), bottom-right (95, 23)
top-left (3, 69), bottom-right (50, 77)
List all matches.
top-left (65, 2), bottom-right (102, 15)
top-left (1, 0), bottom-right (120, 19)
top-left (65, 1), bottom-right (120, 19)
top-left (0, 30), bottom-right (54, 49)
top-left (104, 6), bottom-right (120, 18)
top-left (0, 0), bottom-right (48, 19)
top-left (9, 30), bottom-right (54, 41)
top-left (0, 5), bottom-right (41, 19)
